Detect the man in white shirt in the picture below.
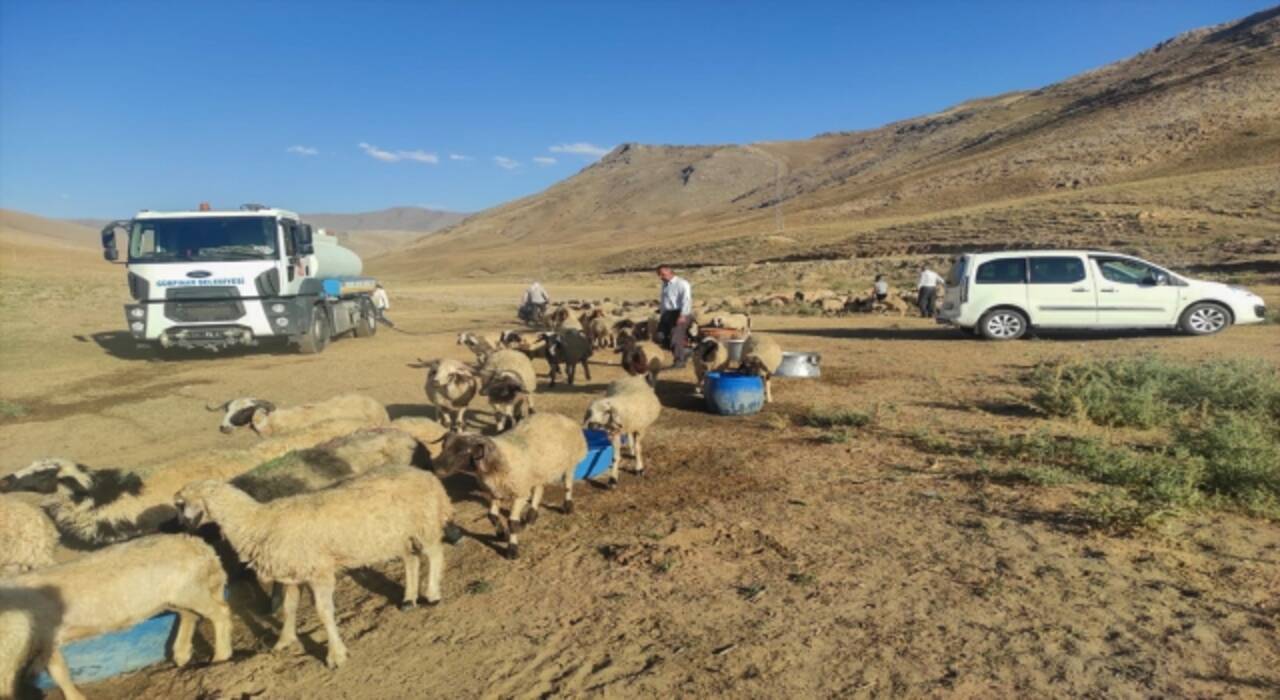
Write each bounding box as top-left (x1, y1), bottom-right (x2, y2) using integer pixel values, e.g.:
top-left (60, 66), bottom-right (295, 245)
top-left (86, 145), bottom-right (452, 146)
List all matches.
top-left (371, 283), bottom-right (393, 327)
top-left (916, 267), bottom-right (943, 317)
top-left (519, 281), bottom-right (550, 324)
top-left (656, 265), bottom-right (692, 368)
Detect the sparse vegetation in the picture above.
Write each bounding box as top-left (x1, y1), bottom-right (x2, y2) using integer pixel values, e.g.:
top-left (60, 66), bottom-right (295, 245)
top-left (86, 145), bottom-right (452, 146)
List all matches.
top-left (0, 400), bottom-right (27, 419)
top-left (805, 407), bottom-right (875, 429)
top-left (464, 579), bottom-right (492, 595)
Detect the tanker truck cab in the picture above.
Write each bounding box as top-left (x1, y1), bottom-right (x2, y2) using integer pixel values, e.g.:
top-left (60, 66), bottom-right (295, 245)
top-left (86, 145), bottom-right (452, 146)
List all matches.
top-left (101, 206), bottom-right (380, 353)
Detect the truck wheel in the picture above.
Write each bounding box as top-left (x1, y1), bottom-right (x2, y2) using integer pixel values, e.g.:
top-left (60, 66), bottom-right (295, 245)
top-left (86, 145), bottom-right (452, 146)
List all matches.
top-left (978, 308), bottom-right (1027, 341)
top-left (298, 305), bottom-right (330, 354)
top-left (1179, 302), bottom-right (1231, 336)
top-left (354, 299), bottom-right (377, 338)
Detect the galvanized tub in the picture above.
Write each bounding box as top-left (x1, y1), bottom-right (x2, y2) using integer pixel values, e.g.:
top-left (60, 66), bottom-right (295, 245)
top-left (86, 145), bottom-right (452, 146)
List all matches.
top-left (775, 352), bottom-right (821, 378)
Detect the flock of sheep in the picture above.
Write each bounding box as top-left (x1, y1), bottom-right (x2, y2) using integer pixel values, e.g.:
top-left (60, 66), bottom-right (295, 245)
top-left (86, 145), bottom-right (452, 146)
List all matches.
top-left (0, 296), bottom-right (787, 700)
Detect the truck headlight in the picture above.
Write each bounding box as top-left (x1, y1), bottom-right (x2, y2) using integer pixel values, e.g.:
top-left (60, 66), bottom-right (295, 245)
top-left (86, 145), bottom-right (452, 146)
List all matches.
top-left (270, 303), bottom-right (286, 314)
top-left (130, 321), bottom-right (144, 333)
top-left (275, 317), bottom-right (289, 328)
top-left (128, 307), bottom-right (145, 319)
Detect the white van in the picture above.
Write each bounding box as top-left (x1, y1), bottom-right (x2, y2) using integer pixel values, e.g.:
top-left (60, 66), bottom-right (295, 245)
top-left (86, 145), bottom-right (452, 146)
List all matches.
top-left (937, 250), bottom-right (1267, 340)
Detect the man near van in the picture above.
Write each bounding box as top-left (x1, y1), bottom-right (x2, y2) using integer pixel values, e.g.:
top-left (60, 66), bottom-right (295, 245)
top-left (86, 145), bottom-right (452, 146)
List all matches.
top-left (656, 264), bottom-right (692, 368)
top-left (916, 266), bottom-right (943, 317)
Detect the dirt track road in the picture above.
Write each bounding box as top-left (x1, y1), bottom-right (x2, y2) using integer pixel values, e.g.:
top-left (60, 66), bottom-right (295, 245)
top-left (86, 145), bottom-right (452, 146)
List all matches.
top-left (3, 282), bottom-right (1278, 698)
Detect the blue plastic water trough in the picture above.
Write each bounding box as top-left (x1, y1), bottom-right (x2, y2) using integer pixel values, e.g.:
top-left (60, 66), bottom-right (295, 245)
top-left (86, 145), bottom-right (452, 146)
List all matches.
top-left (575, 429), bottom-right (615, 480)
top-left (703, 371), bottom-right (766, 416)
top-left (35, 612), bottom-right (179, 690)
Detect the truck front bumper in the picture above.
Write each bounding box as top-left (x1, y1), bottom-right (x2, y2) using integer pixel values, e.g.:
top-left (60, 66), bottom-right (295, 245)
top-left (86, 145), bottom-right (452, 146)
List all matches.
top-left (158, 325), bottom-right (256, 350)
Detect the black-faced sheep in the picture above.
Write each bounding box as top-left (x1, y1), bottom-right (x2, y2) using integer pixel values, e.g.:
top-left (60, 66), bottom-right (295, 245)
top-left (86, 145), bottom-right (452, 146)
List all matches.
top-left (691, 337), bottom-right (732, 391)
top-left (583, 376), bottom-right (663, 487)
top-left (175, 465), bottom-right (455, 669)
top-left (622, 339), bottom-right (667, 387)
top-left (421, 358), bottom-right (479, 431)
top-left (1, 418), bottom-right (375, 546)
top-left (479, 349), bottom-right (538, 431)
top-left (211, 393), bottom-right (389, 437)
top-left (0, 496), bottom-right (57, 574)
top-left (1, 534), bottom-right (232, 700)
top-left (739, 334), bottom-right (784, 403)
top-left (545, 329), bottom-right (592, 387)
top-left (435, 412), bottom-right (585, 559)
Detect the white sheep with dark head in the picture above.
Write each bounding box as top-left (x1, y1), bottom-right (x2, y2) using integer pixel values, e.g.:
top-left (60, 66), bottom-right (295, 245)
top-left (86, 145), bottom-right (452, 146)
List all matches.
top-left (420, 358), bottom-right (479, 431)
top-left (210, 393), bottom-right (388, 437)
top-left (583, 376), bottom-right (663, 488)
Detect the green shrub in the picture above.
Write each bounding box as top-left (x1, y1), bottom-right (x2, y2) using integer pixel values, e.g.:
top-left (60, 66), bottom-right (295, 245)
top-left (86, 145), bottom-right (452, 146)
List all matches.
top-left (1175, 413), bottom-right (1280, 517)
top-left (805, 407), bottom-right (874, 429)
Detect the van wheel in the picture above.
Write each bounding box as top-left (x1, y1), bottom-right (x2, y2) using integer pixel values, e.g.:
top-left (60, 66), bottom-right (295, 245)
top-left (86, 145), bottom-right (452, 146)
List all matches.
top-left (297, 305), bottom-right (330, 354)
top-left (978, 308), bottom-right (1027, 341)
top-left (354, 299), bottom-right (377, 338)
top-left (1179, 302), bottom-right (1230, 336)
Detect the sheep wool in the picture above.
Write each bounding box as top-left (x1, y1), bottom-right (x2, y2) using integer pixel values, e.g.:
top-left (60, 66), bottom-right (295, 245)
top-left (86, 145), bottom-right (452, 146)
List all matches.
top-left (423, 358), bottom-right (479, 431)
top-left (250, 394), bottom-right (389, 437)
top-left (623, 340), bottom-right (666, 386)
top-left (231, 428), bottom-right (420, 502)
top-left (0, 496), bottom-right (57, 574)
top-left (546, 329), bottom-right (593, 387)
top-left (740, 334), bottom-right (784, 403)
top-left (691, 337), bottom-right (732, 391)
top-left (584, 376), bottom-right (663, 486)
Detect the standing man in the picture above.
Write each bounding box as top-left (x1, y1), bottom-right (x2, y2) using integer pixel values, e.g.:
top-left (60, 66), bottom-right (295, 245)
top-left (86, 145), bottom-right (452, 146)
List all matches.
top-left (656, 264), bottom-right (692, 368)
top-left (873, 274), bottom-right (889, 303)
top-left (371, 283), bottom-right (393, 327)
top-left (916, 266), bottom-right (943, 317)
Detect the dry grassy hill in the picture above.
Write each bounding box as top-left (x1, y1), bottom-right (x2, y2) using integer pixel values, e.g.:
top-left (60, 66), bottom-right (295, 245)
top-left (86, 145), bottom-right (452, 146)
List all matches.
top-left (374, 7), bottom-right (1280, 281)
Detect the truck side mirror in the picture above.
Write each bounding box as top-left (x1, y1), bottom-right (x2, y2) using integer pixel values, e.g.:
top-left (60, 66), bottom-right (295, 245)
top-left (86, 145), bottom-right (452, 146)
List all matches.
top-left (101, 221), bottom-right (127, 262)
top-left (295, 224), bottom-right (315, 256)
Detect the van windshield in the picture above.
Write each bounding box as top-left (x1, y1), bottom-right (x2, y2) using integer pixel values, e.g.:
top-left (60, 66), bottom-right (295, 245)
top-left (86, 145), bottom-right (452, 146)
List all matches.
top-left (129, 217), bottom-right (278, 263)
top-left (945, 256), bottom-right (968, 287)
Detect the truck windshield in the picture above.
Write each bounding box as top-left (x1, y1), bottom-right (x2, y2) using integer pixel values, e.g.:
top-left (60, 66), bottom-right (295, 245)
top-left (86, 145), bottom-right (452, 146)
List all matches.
top-left (129, 217), bottom-right (278, 262)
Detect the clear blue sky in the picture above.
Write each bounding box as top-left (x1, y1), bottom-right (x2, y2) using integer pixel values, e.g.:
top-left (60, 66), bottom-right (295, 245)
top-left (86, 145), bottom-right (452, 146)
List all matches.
top-left (1, 0), bottom-right (1273, 219)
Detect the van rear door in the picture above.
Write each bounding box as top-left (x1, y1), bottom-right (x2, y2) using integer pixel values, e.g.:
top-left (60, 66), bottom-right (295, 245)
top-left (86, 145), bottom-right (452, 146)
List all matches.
top-left (1026, 255), bottom-right (1097, 327)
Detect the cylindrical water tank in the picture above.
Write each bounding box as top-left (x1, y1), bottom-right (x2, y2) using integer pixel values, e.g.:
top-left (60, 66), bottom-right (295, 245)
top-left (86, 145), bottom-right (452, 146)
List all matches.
top-left (311, 232), bottom-right (363, 278)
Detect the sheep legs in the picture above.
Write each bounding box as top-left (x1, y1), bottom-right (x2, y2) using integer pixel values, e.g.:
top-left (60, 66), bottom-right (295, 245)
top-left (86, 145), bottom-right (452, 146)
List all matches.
top-left (273, 583), bottom-right (301, 653)
top-left (422, 541), bottom-right (444, 604)
top-left (608, 433), bottom-right (623, 488)
top-left (525, 485), bottom-right (544, 526)
top-left (506, 497), bottom-right (529, 559)
top-left (311, 575), bottom-right (348, 669)
top-left (764, 376), bottom-right (773, 403)
top-left (632, 432), bottom-right (646, 477)
top-left (400, 553), bottom-right (421, 610)
top-left (46, 648), bottom-right (86, 700)
top-left (562, 470), bottom-right (575, 514)
top-left (173, 583), bottom-right (233, 665)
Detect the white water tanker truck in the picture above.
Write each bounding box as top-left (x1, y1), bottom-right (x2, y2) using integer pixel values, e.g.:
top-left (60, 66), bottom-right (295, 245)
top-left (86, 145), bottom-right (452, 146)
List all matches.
top-left (100, 204), bottom-right (380, 353)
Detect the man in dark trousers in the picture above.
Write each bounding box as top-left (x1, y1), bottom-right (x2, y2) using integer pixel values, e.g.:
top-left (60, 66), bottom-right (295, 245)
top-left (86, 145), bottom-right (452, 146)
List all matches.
top-left (656, 264), bottom-right (692, 368)
top-left (916, 266), bottom-right (943, 318)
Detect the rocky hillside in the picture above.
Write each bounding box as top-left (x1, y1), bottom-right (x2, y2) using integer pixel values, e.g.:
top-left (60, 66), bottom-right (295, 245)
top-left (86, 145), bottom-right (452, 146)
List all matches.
top-left (375, 7), bottom-right (1280, 280)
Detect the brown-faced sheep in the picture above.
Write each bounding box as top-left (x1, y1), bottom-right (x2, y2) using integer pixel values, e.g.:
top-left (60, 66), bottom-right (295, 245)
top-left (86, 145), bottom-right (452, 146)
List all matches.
top-left (691, 337), bottom-right (732, 391)
top-left (422, 358), bottom-right (479, 431)
top-left (211, 394), bottom-right (388, 437)
top-left (622, 339), bottom-right (667, 387)
top-left (435, 413), bottom-right (585, 559)
top-left (1, 534), bottom-right (232, 700)
top-left (479, 349), bottom-right (539, 431)
top-left (545, 329), bottom-right (592, 387)
top-left (0, 418), bottom-right (375, 547)
top-left (0, 497), bottom-right (57, 574)
top-left (739, 334), bottom-right (784, 403)
top-left (583, 376), bottom-right (663, 487)
top-left (175, 465), bottom-right (455, 669)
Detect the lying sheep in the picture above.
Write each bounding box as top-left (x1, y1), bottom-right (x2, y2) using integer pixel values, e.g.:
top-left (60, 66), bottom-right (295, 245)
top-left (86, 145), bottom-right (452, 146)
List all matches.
top-left (739, 334), bottom-right (784, 403)
top-left (0, 496), bottom-right (57, 574)
top-left (0, 418), bottom-right (374, 547)
top-left (479, 349), bottom-right (538, 431)
top-left (705, 313), bottom-right (752, 332)
top-left (176, 465), bottom-right (455, 669)
top-left (211, 394), bottom-right (388, 437)
top-left (691, 337), bottom-right (731, 391)
top-left (623, 339), bottom-right (666, 387)
top-left (421, 358), bottom-right (479, 431)
top-left (389, 417), bottom-right (450, 461)
top-left (435, 413), bottom-right (585, 559)
top-left (456, 331), bottom-right (504, 365)
top-left (546, 328), bottom-right (592, 387)
top-left (1, 534), bottom-right (232, 700)
top-left (230, 428), bottom-right (421, 502)
top-left (583, 376), bottom-right (663, 487)
top-left (816, 297), bottom-right (845, 315)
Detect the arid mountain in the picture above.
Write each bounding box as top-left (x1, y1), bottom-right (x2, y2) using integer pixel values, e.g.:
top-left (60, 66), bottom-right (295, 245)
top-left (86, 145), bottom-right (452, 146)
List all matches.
top-left (5, 210), bottom-right (100, 249)
top-left (302, 206), bottom-right (467, 234)
top-left (376, 7), bottom-right (1280, 280)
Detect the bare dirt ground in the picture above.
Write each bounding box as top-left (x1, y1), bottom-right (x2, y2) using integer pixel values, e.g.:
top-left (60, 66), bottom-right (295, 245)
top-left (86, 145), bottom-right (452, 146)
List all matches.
top-left (3, 277), bottom-right (1278, 699)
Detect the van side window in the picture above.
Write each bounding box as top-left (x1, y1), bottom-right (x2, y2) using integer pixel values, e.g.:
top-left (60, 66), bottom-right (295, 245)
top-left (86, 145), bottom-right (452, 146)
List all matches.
top-left (975, 258), bottom-right (1026, 284)
top-left (1029, 257), bottom-right (1086, 284)
top-left (1095, 257), bottom-right (1156, 285)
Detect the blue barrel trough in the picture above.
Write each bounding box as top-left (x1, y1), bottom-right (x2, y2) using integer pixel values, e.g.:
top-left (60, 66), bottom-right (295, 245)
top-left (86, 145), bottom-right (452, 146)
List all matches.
top-left (35, 612), bottom-right (179, 690)
top-left (574, 429), bottom-right (615, 480)
top-left (703, 371), bottom-right (766, 416)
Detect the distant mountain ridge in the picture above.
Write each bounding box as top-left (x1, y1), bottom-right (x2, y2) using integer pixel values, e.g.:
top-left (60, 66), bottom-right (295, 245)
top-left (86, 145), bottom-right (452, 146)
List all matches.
top-left (68, 206), bottom-right (467, 234)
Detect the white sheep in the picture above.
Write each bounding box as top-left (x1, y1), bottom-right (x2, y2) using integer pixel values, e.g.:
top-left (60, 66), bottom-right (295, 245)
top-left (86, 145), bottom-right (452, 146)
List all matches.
top-left (421, 358), bottom-right (479, 431)
top-left (1, 534), bottom-right (232, 700)
top-left (456, 331), bottom-right (504, 365)
top-left (229, 428), bottom-right (422, 502)
top-left (583, 376), bottom-right (663, 487)
top-left (545, 329), bottom-right (593, 387)
top-left (175, 465), bottom-right (455, 669)
top-left (435, 412), bottom-right (586, 559)
top-left (211, 393), bottom-right (389, 436)
top-left (0, 496), bottom-right (57, 574)
top-left (585, 315), bottom-right (614, 349)
top-left (622, 338), bottom-right (667, 386)
top-left (739, 334), bottom-right (784, 403)
top-left (691, 337), bottom-right (731, 391)
top-left (705, 312), bottom-right (752, 332)
top-left (0, 417), bottom-right (376, 546)
top-left (479, 349), bottom-right (538, 431)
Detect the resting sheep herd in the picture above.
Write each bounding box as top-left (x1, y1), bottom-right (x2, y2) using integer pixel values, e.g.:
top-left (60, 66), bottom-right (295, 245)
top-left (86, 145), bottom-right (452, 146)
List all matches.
top-left (0, 292), bottom-right (823, 693)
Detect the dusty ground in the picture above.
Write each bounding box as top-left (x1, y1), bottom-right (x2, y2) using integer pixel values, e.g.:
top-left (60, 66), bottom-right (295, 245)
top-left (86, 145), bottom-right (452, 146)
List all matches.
top-left (2, 274), bottom-right (1278, 699)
